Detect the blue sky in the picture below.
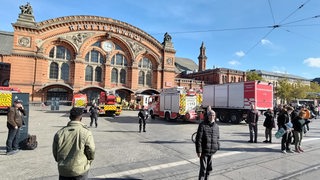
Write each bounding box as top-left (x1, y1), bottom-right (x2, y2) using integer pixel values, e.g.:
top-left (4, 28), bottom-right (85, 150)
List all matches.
top-left (1, 0), bottom-right (320, 79)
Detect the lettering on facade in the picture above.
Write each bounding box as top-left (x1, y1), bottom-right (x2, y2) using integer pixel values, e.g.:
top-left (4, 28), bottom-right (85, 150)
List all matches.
top-left (69, 24), bottom-right (141, 41)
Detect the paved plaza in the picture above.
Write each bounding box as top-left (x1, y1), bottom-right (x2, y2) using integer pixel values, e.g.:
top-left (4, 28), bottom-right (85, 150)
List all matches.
top-left (1, 105), bottom-right (320, 180)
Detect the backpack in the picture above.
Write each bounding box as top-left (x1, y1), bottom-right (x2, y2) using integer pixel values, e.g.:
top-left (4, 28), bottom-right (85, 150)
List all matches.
top-left (21, 134), bottom-right (38, 150)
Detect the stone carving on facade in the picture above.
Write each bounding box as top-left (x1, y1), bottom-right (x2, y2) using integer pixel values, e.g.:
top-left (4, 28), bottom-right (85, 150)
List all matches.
top-left (19, 2), bottom-right (33, 15)
top-left (62, 32), bottom-right (94, 50)
top-left (18, 36), bottom-right (31, 47)
top-left (166, 58), bottom-right (173, 65)
top-left (162, 32), bottom-right (174, 49)
top-left (126, 39), bottom-right (145, 58)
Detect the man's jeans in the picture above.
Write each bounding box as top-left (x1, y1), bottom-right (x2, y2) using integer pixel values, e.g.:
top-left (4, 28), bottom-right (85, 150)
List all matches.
top-left (6, 126), bottom-right (21, 152)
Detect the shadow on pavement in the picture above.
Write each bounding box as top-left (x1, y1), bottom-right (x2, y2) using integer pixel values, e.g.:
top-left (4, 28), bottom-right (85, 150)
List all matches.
top-left (220, 147), bottom-right (280, 153)
top-left (140, 140), bottom-right (190, 144)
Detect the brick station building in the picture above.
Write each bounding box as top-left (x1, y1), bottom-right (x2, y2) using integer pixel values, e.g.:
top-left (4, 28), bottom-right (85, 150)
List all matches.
top-left (0, 3), bottom-right (246, 103)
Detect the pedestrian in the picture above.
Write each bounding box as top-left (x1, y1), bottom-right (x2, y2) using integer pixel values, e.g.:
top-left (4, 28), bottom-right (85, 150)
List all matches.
top-left (195, 109), bottom-right (220, 180)
top-left (138, 106), bottom-right (148, 132)
top-left (89, 103), bottom-right (100, 128)
top-left (292, 110), bottom-right (307, 153)
top-left (247, 104), bottom-right (259, 143)
top-left (277, 106), bottom-right (294, 153)
top-left (52, 107), bottom-right (95, 180)
top-left (263, 108), bottom-right (275, 143)
top-left (6, 99), bottom-right (26, 155)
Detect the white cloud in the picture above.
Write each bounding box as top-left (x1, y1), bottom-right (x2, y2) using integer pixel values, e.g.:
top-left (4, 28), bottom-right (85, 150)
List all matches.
top-left (271, 66), bottom-right (288, 74)
top-left (261, 39), bottom-right (272, 45)
top-left (303, 57), bottom-right (320, 68)
top-left (235, 51), bottom-right (245, 57)
top-left (229, 60), bottom-right (240, 66)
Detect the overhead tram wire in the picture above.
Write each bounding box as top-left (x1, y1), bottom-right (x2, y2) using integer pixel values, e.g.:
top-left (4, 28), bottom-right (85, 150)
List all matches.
top-left (150, 25), bottom-right (272, 36)
top-left (241, 28), bottom-right (276, 59)
top-left (281, 28), bottom-right (320, 44)
top-left (278, 0), bottom-right (312, 24)
top-left (268, 0), bottom-right (276, 25)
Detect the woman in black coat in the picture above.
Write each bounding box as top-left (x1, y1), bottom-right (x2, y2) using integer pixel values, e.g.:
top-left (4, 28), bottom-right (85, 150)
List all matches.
top-left (263, 109), bottom-right (274, 143)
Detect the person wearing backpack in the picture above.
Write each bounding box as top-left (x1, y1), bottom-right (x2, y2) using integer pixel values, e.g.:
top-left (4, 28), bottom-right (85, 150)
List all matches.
top-left (53, 107), bottom-right (95, 179)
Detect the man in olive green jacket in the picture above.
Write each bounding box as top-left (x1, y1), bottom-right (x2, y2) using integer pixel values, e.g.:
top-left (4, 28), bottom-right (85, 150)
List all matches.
top-left (53, 107), bottom-right (95, 179)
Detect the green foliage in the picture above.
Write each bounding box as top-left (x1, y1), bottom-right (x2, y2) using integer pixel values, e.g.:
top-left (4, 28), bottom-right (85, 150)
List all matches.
top-left (246, 71), bottom-right (263, 81)
top-left (275, 79), bottom-right (320, 103)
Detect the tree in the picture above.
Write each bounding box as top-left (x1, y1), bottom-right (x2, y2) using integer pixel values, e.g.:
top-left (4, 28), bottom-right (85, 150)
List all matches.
top-left (306, 82), bottom-right (320, 99)
top-left (246, 71), bottom-right (263, 81)
top-left (275, 78), bottom-right (293, 104)
top-left (291, 81), bottom-right (307, 100)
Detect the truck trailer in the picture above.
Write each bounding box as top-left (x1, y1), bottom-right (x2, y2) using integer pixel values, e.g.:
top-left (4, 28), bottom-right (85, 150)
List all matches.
top-left (202, 81), bottom-right (273, 124)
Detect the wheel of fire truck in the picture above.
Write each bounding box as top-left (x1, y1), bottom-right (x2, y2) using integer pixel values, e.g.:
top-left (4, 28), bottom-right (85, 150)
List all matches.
top-left (230, 110), bottom-right (242, 124)
top-left (165, 112), bottom-right (171, 121)
top-left (150, 110), bottom-right (155, 119)
top-left (218, 110), bottom-right (229, 123)
top-left (184, 113), bottom-right (191, 121)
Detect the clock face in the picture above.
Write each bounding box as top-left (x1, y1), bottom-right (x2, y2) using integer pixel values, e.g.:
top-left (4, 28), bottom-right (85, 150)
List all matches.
top-left (101, 41), bottom-right (114, 52)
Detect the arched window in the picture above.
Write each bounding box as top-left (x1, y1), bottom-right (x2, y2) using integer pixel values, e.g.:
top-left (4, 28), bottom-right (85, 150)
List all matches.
top-left (95, 67), bottom-right (102, 82)
top-left (138, 57), bottom-right (153, 87)
top-left (138, 71), bottom-right (145, 85)
top-left (138, 57), bottom-right (152, 69)
top-left (120, 69), bottom-right (126, 84)
top-left (111, 53), bottom-right (127, 66)
top-left (110, 53), bottom-right (127, 84)
top-left (111, 68), bottom-right (118, 83)
top-left (85, 66), bottom-right (93, 81)
top-left (85, 50), bottom-right (104, 64)
top-left (49, 62), bottom-right (59, 79)
top-left (146, 71), bottom-right (152, 86)
top-left (61, 63), bottom-right (69, 80)
top-left (49, 46), bottom-right (71, 60)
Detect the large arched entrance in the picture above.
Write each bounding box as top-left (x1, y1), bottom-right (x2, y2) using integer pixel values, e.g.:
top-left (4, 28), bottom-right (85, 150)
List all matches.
top-left (39, 84), bottom-right (73, 105)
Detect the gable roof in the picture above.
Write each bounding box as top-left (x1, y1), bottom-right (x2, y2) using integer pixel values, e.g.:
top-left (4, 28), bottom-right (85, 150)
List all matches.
top-left (175, 57), bottom-right (198, 73)
top-left (0, 31), bottom-right (13, 55)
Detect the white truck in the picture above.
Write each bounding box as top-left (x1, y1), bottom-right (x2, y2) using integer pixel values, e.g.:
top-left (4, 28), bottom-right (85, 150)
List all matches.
top-left (202, 81), bottom-right (273, 124)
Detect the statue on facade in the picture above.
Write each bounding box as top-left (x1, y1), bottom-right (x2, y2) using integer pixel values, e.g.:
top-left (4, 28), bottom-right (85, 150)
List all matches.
top-left (19, 2), bottom-right (33, 15)
top-left (164, 32), bottom-right (172, 43)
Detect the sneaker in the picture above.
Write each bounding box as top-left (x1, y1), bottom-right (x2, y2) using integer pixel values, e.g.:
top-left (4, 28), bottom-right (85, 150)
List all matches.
top-left (281, 150), bottom-right (287, 154)
top-left (248, 140), bottom-right (253, 143)
top-left (287, 149), bottom-right (295, 153)
top-left (263, 140), bottom-right (268, 143)
top-left (298, 147), bottom-right (304, 152)
top-left (6, 151), bottom-right (15, 155)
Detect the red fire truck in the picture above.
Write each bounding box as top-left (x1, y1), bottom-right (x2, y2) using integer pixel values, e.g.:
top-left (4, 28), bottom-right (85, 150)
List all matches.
top-left (72, 93), bottom-right (88, 112)
top-left (0, 86), bottom-right (21, 113)
top-left (202, 81), bottom-right (273, 124)
top-left (148, 87), bottom-right (203, 122)
top-left (98, 91), bottom-right (122, 116)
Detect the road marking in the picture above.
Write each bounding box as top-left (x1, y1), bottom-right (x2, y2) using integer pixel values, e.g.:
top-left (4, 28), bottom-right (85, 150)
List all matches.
top-left (95, 137), bottom-right (320, 178)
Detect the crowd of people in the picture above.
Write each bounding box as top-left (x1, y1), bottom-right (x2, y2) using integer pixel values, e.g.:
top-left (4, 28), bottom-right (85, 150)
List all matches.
top-left (260, 104), bottom-right (314, 154)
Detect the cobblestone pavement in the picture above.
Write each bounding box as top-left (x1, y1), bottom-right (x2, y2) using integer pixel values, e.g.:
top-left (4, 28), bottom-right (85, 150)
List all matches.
top-left (1, 105), bottom-right (320, 180)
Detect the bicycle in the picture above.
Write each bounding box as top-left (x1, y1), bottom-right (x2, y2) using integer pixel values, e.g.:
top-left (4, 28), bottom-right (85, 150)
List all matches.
top-left (191, 132), bottom-right (197, 143)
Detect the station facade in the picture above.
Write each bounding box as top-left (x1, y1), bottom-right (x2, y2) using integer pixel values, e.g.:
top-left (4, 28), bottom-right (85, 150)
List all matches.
top-left (0, 3), bottom-right (248, 104)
